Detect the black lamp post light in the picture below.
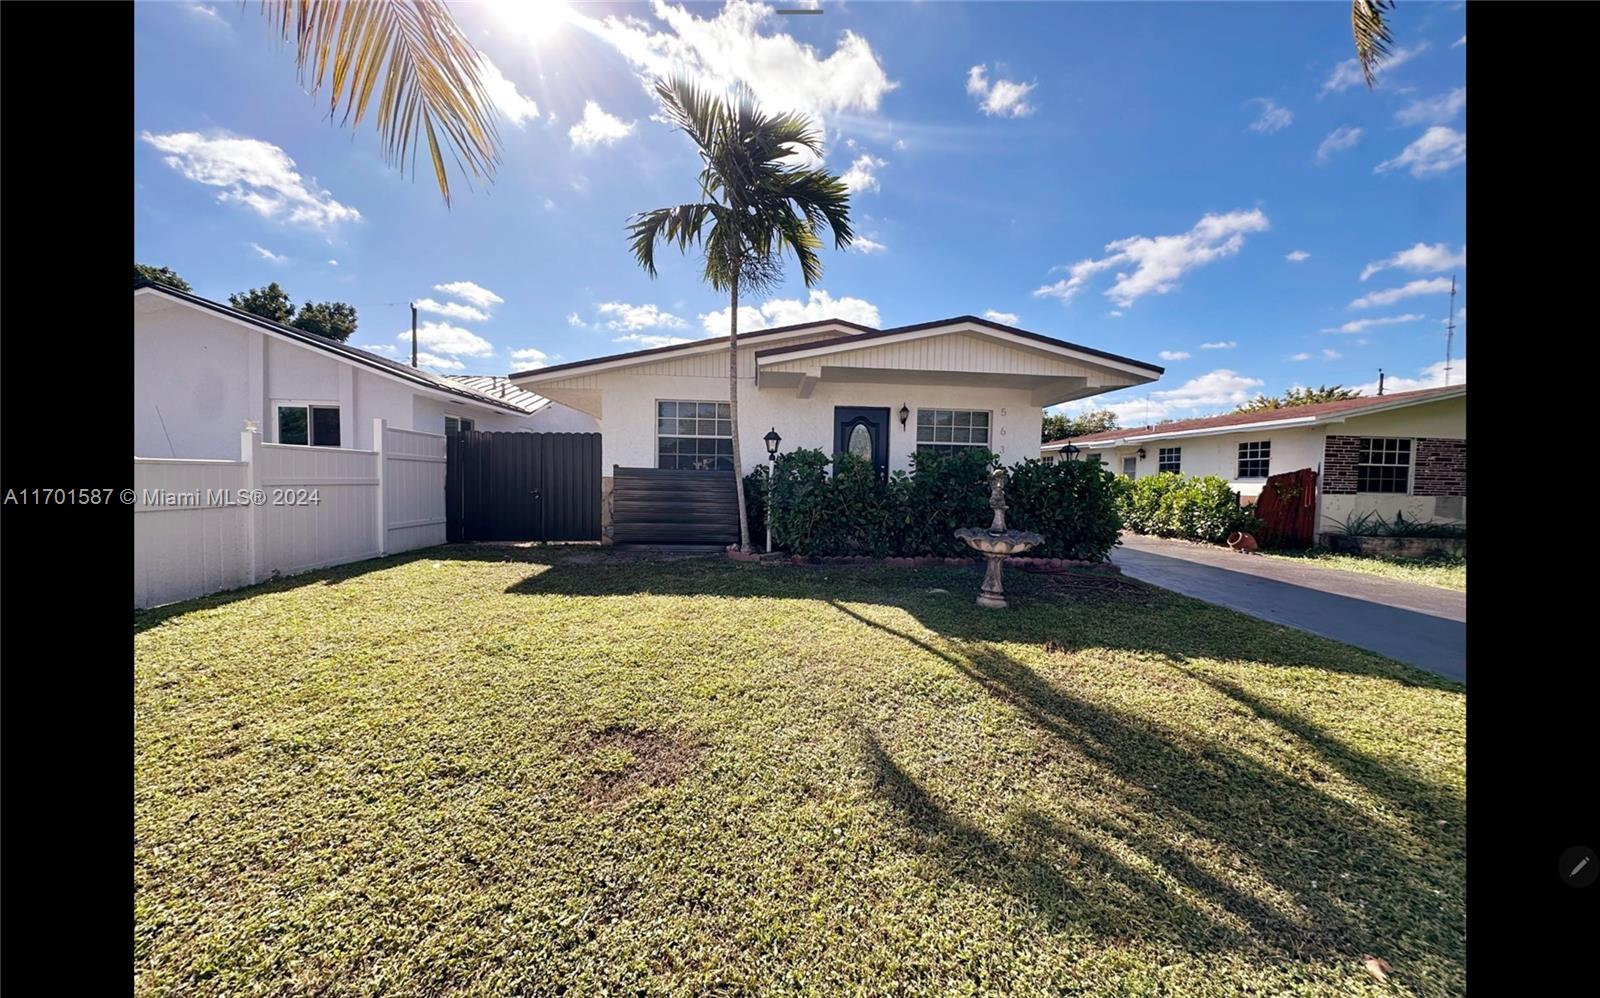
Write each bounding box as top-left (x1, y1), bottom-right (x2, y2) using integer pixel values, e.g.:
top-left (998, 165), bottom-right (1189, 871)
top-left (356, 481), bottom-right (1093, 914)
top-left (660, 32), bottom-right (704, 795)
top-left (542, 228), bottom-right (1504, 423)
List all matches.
top-left (763, 427), bottom-right (781, 552)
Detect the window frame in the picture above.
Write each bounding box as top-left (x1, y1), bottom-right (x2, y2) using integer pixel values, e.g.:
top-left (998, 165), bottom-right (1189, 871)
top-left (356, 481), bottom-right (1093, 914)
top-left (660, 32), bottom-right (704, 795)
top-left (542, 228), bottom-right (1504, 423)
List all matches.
top-left (444, 415), bottom-right (476, 435)
top-left (1356, 436), bottom-right (1413, 494)
top-left (1157, 446), bottom-right (1182, 474)
top-left (655, 399), bottom-right (734, 471)
top-left (273, 400), bottom-right (341, 447)
top-left (914, 407), bottom-right (993, 457)
top-left (1236, 440), bottom-right (1271, 480)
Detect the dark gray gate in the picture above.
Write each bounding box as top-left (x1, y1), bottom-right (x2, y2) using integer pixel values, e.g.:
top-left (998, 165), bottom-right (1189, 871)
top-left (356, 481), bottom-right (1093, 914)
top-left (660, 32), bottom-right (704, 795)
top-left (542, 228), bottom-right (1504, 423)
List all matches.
top-left (446, 431), bottom-right (601, 542)
top-left (610, 467), bottom-right (739, 545)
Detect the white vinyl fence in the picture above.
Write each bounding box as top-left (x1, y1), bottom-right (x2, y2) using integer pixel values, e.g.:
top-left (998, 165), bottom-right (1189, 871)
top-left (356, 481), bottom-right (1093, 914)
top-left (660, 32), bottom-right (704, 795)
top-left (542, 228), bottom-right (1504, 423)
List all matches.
top-left (134, 419), bottom-right (447, 608)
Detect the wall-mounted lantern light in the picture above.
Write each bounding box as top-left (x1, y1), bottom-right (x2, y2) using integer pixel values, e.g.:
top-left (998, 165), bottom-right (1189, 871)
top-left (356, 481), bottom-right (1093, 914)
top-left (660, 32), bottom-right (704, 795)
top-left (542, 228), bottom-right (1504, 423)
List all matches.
top-left (1136, 447), bottom-right (1147, 460)
top-left (898, 403), bottom-right (910, 429)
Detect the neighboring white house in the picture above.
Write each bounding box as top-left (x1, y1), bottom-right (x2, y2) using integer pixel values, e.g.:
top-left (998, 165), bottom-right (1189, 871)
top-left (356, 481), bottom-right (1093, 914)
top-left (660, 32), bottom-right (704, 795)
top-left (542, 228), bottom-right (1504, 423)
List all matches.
top-left (134, 281), bottom-right (596, 460)
top-left (1041, 385), bottom-right (1467, 532)
top-left (511, 314), bottom-right (1163, 541)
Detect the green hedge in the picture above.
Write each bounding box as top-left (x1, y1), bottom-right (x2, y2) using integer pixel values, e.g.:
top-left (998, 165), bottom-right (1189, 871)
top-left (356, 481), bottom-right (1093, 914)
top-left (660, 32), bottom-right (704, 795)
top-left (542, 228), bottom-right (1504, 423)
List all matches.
top-left (1115, 472), bottom-right (1257, 543)
top-left (752, 448), bottom-right (1122, 561)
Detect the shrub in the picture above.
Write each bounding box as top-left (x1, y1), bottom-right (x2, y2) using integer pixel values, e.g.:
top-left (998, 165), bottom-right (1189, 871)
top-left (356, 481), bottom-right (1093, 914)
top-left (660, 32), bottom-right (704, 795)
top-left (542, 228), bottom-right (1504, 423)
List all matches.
top-left (1007, 458), bottom-right (1124, 561)
top-left (742, 463), bottom-right (769, 544)
top-left (894, 448), bottom-right (997, 557)
top-left (767, 448), bottom-right (832, 554)
top-left (1119, 472), bottom-right (1256, 543)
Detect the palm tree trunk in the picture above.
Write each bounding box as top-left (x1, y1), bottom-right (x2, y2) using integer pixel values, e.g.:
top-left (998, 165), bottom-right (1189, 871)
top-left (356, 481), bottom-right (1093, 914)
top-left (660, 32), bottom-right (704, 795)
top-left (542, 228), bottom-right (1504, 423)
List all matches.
top-left (727, 280), bottom-right (753, 553)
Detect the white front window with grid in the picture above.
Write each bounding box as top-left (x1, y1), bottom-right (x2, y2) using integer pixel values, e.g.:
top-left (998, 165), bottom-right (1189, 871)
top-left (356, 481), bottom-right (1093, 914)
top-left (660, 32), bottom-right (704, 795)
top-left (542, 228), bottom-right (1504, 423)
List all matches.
top-left (656, 401), bottom-right (733, 471)
top-left (915, 408), bottom-right (991, 456)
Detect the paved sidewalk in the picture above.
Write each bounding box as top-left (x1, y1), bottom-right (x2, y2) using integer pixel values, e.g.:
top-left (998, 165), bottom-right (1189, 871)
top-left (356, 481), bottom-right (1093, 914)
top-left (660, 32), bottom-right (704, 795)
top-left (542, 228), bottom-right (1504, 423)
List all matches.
top-left (1111, 534), bottom-right (1465, 682)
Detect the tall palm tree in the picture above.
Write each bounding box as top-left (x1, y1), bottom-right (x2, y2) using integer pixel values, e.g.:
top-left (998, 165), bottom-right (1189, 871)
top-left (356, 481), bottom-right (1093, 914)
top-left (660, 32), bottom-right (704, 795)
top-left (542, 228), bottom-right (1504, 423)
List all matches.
top-left (1352, 0), bottom-right (1397, 88)
top-left (628, 77), bottom-right (854, 553)
top-left (256, 0), bottom-right (500, 205)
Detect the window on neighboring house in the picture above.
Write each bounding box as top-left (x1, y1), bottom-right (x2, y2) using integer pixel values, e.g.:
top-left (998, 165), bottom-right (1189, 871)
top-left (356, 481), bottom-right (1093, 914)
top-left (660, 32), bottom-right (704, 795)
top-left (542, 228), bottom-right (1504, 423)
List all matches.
top-left (657, 400), bottom-right (733, 470)
top-left (276, 403), bottom-right (340, 447)
top-left (915, 408), bottom-right (991, 456)
top-left (1121, 456), bottom-right (1137, 479)
top-left (444, 415), bottom-right (475, 435)
top-left (1040, 453), bottom-right (1056, 465)
top-left (1087, 452), bottom-right (1103, 466)
top-left (1158, 446), bottom-right (1182, 474)
top-left (1237, 440), bottom-right (1271, 479)
top-left (1357, 437), bottom-right (1412, 493)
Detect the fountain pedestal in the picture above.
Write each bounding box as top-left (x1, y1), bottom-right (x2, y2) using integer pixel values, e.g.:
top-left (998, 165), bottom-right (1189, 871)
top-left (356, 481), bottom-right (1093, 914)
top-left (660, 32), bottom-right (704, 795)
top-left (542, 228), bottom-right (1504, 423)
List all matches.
top-left (954, 467), bottom-right (1042, 609)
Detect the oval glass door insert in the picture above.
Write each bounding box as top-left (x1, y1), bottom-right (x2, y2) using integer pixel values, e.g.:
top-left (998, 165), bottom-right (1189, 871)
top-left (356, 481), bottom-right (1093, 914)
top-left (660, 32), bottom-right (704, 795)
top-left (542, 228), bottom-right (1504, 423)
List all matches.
top-left (847, 423), bottom-right (873, 460)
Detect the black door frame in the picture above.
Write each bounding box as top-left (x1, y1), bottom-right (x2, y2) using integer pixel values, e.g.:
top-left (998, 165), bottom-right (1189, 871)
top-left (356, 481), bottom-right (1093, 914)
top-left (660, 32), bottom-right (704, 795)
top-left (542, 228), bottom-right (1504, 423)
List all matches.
top-left (833, 406), bottom-right (891, 479)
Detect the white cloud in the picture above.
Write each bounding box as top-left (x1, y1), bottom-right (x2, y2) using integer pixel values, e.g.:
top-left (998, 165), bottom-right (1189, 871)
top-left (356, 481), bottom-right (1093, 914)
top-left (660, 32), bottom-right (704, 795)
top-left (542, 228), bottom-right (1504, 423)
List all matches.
top-left (542, 198), bottom-right (556, 211)
top-left (1395, 87), bottom-right (1465, 126)
top-left (597, 302), bottom-right (688, 331)
top-left (1321, 42), bottom-right (1428, 95)
top-left (141, 130), bottom-right (361, 230)
top-left (415, 298), bottom-right (491, 322)
top-left (249, 242), bottom-right (286, 263)
top-left (582, 1), bottom-right (895, 138)
top-left (613, 332), bottom-right (696, 349)
top-left (186, 4), bottom-right (224, 23)
top-left (1349, 277), bottom-right (1454, 309)
top-left (1286, 249), bottom-right (1311, 262)
top-left (569, 100), bottom-right (635, 148)
top-left (699, 289), bottom-right (880, 334)
top-left (1107, 310), bottom-right (1124, 318)
top-left (510, 347), bottom-right (550, 369)
top-left (894, 138), bottom-right (907, 151)
top-left (327, 259), bottom-right (339, 267)
top-left (1201, 340), bottom-right (1237, 350)
top-left (354, 343), bottom-right (397, 356)
top-left (1453, 35), bottom-right (1466, 48)
top-left (433, 281), bottom-right (504, 309)
top-left (840, 153), bottom-right (887, 193)
top-left (1352, 357), bottom-right (1465, 395)
top-left (1375, 126), bottom-right (1465, 177)
top-left (416, 352), bottom-right (466, 372)
top-left (982, 309), bottom-right (1019, 325)
top-left (852, 236), bottom-right (887, 253)
top-left (966, 64), bottom-right (1036, 118)
top-left (1247, 98), bottom-right (1293, 134)
top-left (1034, 208), bottom-right (1269, 308)
top-left (1316, 125), bottom-right (1363, 163)
top-left (1360, 242), bottom-right (1465, 281)
top-left (1159, 350), bottom-right (1192, 361)
top-left (398, 321), bottom-right (494, 357)
top-left (479, 56), bottom-right (541, 126)
top-left (1323, 348), bottom-right (1342, 359)
top-left (1289, 352), bottom-right (1313, 362)
top-left (566, 312), bottom-right (587, 328)
top-left (1081, 369), bottom-right (1266, 426)
top-left (1323, 313), bottom-right (1425, 334)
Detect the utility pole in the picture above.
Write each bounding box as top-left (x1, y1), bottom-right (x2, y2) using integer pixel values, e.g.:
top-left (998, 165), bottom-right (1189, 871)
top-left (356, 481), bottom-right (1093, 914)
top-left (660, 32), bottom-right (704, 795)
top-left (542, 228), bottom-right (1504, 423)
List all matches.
top-left (1378, 369), bottom-right (1385, 396)
top-left (410, 302), bottom-right (419, 368)
top-left (1443, 274), bottom-right (1457, 386)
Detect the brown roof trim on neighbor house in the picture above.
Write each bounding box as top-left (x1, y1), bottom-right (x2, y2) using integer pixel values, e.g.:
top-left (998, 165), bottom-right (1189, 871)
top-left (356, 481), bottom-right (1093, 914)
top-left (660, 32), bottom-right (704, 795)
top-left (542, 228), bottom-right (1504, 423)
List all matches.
top-left (753, 314), bottom-right (1165, 375)
top-left (510, 317), bottom-right (880, 379)
top-left (1044, 384), bottom-right (1466, 448)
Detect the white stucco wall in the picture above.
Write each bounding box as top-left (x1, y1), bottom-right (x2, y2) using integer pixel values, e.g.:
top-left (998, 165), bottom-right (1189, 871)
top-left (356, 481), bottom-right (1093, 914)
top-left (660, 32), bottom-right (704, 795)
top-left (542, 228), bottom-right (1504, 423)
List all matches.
top-left (568, 366), bottom-right (1042, 475)
top-left (1077, 426), bottom-right (1327, 497)
top-left (135, 298), bottom-right (598, 459)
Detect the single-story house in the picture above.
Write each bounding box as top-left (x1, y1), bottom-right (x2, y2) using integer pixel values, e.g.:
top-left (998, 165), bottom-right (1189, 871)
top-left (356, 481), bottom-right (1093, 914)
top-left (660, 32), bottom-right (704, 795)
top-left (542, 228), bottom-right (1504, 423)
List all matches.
top-left (1041, 384), bottom-right (1467, 531)
top-left (510, 314), bottom-right (1164, 542)
top-left (134, 281), bottom-right (596, 460)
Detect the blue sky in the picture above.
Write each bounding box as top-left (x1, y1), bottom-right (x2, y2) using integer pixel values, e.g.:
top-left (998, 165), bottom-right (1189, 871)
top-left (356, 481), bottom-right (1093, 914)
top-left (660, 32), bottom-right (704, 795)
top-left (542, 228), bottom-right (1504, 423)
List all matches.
top-left (135, 1), bottom-right (1466, 425)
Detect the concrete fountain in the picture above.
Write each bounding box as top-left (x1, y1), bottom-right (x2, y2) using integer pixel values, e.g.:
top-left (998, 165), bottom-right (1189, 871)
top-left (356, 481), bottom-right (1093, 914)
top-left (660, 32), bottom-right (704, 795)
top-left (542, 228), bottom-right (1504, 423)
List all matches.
top-left (955, 466), bottom-right (1042, 609)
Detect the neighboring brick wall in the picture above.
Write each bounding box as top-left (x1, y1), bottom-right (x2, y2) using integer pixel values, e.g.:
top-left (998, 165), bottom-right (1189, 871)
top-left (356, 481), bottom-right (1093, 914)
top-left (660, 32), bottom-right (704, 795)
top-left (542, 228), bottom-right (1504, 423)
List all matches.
top-left (1322, 435), bottom-right (1361, 494)
top-left (1413, 437), bottom-right (1467, 497)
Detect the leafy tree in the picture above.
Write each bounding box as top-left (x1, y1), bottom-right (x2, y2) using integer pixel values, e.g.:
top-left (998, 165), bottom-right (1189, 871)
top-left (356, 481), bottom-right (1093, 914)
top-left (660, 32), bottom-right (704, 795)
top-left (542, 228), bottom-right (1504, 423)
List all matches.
top-left (1235, 385), bottom-right (1362, 413)
top-left (628, 77), bottom-right (853, 553)
top-left (292, 300), bottom-right (359, 342)
top-left (134, 263), bottom-right (191, 292)
top-left (254, 0), bottom-right (498, 204)
top-left (1042, 408), bottom-right (1119, 443)
top-left (228, 283), bottom-right (296, 324)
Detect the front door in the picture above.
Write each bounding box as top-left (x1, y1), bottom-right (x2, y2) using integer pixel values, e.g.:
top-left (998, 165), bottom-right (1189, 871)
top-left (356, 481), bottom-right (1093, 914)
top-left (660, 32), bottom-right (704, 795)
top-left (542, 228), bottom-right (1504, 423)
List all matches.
top-left (834, 406), bottom-right (891, 478)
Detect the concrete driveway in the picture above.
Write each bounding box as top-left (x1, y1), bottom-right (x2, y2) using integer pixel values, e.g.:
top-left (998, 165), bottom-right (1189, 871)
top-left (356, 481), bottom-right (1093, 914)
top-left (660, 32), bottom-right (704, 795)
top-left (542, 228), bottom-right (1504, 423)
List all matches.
top-left (1111, 534), bottom-right (1465, 682)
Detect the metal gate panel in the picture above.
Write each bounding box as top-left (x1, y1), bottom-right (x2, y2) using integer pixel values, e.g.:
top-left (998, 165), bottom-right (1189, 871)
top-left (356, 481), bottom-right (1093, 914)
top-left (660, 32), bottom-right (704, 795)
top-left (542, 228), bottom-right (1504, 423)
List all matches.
top-left (610, 467), bottom-right (739, 545)
top-left (445, 431), bottom-right (601, 542)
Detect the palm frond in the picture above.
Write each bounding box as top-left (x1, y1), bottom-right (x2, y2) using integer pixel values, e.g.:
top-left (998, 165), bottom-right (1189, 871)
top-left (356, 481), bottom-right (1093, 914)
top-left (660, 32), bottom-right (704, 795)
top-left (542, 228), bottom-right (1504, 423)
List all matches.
top-left (626, 203), bottom-right (718, 278)
top-left (258, 0), bottom-right (500, 205)
top-left (1351, 0), bottom-right (1397, 89)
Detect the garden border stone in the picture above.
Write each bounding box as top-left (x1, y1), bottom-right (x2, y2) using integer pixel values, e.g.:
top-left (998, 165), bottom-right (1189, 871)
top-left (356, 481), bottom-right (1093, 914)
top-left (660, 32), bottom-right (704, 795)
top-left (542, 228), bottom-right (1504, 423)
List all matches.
top-left (727, 545), bottom-right (1119, 573)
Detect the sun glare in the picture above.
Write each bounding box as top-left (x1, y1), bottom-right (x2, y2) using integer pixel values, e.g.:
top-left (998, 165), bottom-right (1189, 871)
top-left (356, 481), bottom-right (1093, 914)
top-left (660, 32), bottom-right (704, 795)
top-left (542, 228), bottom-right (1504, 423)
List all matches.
top-left (488, 0), bottom-right (573, 43)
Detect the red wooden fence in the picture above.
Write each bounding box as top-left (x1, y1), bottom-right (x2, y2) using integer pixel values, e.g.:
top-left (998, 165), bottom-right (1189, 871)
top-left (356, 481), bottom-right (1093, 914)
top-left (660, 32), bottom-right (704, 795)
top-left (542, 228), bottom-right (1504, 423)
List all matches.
top-left (1253, 468), bottom-right (1318, 549)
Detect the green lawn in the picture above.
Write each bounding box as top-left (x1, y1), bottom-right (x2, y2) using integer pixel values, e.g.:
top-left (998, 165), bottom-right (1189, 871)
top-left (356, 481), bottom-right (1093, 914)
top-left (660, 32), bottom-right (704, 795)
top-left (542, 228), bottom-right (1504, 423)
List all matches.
top-left (135, 547), bottom-right (1465, 996)
top-left (1257, 548), bottom-right (1467, 591)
